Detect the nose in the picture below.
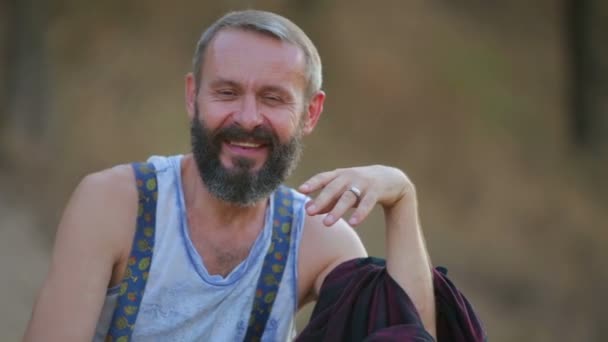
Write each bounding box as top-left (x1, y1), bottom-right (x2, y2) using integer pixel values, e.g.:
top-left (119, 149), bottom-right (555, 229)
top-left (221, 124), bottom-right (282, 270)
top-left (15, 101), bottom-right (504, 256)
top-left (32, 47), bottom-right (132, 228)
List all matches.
top-left (234, 94), bottom-right (263, 131)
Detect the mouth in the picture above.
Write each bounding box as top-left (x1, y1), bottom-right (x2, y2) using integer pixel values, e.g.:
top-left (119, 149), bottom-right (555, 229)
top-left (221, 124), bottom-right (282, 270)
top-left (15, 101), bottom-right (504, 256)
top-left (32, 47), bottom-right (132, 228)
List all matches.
top-left (227, 140), bottom-right (267, 149)
top-left (223, 139), bottom-right (270, 161)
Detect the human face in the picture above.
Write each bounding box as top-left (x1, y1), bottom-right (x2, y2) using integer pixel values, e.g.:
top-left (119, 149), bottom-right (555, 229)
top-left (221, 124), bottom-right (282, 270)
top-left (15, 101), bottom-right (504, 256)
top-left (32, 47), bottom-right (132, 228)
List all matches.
top-left (185, 29), bottom-right (324, 204)
top-left (193, 29), bottom-right (309, 168)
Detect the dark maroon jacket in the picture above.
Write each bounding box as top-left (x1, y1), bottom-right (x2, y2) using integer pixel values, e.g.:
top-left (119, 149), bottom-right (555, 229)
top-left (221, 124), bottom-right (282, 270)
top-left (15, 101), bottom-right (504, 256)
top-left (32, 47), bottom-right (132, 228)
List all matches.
top-left (296, 257), bottom-right (486, 342)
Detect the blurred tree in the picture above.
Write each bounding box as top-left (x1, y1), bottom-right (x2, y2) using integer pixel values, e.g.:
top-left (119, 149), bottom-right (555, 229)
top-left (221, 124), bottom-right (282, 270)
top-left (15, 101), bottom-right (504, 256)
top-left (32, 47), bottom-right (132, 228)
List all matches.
top-left (1, 0), bottom-right (51, 166)
top-left (0, 1), bottom-right (8, 151)
top-left (568, 0), bottom-right (608, 153)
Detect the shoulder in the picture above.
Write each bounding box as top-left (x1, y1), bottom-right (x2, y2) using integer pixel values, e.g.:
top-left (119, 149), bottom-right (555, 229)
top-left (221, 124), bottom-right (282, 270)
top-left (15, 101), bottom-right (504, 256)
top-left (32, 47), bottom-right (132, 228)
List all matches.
top-left (77, 164), bottom-right (135, 198)
top-left (73, 164), bottom-right (137, 221)
top-left (23, 164), bottom-right (141, 341)
top-left (297, 208), bottom-right (367, 306)
top-left (62, 164), bottom-right (139, 259)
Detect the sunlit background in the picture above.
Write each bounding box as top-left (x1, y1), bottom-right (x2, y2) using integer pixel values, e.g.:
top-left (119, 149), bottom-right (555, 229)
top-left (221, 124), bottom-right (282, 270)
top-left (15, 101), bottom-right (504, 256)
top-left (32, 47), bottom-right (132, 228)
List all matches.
top-left (1, 1), bottom-right (607, 341)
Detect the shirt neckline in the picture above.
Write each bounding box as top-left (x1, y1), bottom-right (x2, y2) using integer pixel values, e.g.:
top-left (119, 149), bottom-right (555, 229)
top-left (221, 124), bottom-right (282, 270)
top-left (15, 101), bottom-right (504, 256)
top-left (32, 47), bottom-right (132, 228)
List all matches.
top-left (172, 154), bottom-right (274, 286)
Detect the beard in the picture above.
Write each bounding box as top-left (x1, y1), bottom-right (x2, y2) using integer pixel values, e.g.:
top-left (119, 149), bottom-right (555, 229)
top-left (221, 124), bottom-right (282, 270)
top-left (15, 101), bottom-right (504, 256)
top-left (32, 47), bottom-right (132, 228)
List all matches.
top-left (190, 105), bottom-right (303, 206)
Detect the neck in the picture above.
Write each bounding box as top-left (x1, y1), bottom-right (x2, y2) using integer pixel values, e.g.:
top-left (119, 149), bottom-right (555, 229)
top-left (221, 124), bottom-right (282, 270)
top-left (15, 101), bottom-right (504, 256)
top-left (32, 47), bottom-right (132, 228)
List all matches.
top-left (181, 154), bottom-right (269, 232)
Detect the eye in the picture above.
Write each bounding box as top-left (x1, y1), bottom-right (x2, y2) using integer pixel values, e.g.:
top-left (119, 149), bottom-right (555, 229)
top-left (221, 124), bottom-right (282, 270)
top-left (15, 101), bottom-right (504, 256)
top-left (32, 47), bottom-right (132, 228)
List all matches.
top-left (263, 94), bottom-right (283, 104)
top-left (216, 89), bottom-right (237, 98)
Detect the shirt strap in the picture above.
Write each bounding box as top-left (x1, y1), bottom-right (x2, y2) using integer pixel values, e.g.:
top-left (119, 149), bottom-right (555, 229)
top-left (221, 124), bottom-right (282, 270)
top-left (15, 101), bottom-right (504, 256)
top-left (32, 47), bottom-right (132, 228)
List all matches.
top-left (244, 185), bottom-right (295, 341)
top-left (107, 162), bottom-right (158, 341)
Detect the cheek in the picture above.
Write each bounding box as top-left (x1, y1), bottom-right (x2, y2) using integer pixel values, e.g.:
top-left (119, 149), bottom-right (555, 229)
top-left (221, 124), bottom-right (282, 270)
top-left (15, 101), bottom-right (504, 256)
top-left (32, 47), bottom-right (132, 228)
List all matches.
top-left (198, 100), bottom-right (235, 128)
top-left (270, 115), bottom-right (303, 143)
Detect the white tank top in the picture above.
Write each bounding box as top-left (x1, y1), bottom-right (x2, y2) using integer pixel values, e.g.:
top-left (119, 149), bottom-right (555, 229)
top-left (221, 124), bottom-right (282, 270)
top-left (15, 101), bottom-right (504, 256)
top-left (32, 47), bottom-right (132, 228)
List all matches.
top-left (93, 155), bottom-right (307, 341)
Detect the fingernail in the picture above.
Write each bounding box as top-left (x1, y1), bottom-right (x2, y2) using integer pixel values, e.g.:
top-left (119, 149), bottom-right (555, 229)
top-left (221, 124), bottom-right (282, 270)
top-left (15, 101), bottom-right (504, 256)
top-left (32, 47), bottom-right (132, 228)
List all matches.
top-left (324, 214), bottom-right (334, 226)
top-left (349, 217), bottom-right (358, 226)
top-left (307, 204), bottom-right (317, 213)
top-left (300, 183), bottom-right (310, 191)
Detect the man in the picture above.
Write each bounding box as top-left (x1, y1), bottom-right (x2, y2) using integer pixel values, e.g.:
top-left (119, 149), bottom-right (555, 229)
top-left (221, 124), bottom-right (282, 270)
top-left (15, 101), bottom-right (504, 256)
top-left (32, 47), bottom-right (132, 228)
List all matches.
top-left (24, 10), bottom-right (476, 341)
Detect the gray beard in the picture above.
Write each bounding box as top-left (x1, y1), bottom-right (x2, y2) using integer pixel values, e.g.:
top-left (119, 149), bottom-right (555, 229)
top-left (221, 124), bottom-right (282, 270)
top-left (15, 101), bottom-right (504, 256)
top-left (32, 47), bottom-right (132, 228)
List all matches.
top-left (189, 109), bottom-right (303, 207)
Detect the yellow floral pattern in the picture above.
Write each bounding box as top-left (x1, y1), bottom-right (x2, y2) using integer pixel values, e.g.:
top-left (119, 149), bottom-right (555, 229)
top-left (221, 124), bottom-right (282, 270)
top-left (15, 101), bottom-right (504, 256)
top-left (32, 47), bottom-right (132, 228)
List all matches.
top-left (244, 186), bottom-right (294, 341)
top-left (107, 163), bottom-right (157, 341)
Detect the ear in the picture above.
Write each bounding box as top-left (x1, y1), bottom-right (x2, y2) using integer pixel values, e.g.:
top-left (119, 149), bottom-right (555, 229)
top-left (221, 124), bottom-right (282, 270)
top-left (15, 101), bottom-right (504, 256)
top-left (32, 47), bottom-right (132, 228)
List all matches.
top-left (185, 72), bottom-right (197, 120)
top-left (302, 90), bottom-right (325, 136)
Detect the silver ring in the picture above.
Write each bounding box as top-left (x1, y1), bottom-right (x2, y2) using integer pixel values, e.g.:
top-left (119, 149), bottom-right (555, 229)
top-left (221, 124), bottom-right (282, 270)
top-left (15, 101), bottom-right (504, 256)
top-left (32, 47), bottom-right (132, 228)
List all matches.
top-left (347, 186), bottom-right (362, 200)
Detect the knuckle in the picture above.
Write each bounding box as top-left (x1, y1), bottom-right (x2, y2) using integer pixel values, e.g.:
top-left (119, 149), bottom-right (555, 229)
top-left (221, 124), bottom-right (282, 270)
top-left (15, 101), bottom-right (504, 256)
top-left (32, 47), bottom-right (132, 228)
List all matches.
top-left (361, 196), bottom-right (375, 208)
top-left (331, 205), bottom-right (344, 215)
top-left (316, 194), bottom-right (330, 205)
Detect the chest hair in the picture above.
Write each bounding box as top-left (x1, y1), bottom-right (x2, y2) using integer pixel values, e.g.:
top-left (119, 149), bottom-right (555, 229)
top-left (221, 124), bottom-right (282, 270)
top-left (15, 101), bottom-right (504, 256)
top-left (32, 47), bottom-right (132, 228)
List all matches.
top-left (187, 212), bottom-right (262, 277)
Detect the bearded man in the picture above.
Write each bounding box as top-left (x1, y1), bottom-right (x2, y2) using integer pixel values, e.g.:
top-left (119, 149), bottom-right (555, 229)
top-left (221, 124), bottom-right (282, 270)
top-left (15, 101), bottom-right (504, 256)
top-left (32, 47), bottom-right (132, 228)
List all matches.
top-left (24, 10), bottom-right (484, 342)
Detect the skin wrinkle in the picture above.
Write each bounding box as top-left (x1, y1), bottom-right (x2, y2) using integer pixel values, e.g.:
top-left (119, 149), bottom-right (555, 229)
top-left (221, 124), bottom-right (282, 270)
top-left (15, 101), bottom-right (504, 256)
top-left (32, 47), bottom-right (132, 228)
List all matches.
top-left (200, 30), bottom-right (306, 137)
top-left (204, 28), bottom-right (307, 95)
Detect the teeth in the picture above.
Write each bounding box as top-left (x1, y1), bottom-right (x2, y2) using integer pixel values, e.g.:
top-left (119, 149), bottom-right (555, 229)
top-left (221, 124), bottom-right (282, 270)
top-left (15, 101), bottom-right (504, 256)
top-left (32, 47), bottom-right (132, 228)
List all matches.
top-left (229, 141), bottom-right (262, 148)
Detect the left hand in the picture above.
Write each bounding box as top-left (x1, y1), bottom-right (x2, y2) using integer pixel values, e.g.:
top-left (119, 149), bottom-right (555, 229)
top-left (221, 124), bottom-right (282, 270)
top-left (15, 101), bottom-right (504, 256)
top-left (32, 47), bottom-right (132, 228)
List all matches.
top-left (298, 165), bottom-right (416, 227)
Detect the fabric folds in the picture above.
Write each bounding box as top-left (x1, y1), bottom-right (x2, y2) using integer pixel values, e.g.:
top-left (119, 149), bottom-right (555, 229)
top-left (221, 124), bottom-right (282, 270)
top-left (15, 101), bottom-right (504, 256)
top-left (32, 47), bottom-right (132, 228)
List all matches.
top-left (296, 257), bottom-right (486, 342)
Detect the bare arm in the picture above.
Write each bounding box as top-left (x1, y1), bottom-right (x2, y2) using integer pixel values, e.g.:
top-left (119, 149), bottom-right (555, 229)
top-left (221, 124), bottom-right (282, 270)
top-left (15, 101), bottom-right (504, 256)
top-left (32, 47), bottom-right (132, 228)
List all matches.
top-left (298, 166), bottom-right (436, 338)
top-left (23, 166), bottom-right (136, 342)
top-left (383, 188), bottom-right (435, 337)
top-left (296, 214), bottom-right (367, 308)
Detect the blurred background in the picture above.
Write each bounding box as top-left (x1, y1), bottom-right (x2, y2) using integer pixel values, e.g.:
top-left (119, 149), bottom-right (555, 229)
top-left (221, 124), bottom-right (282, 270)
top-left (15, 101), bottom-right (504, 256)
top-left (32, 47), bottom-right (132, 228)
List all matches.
top-left (1, 0), bottom-right (607, 341)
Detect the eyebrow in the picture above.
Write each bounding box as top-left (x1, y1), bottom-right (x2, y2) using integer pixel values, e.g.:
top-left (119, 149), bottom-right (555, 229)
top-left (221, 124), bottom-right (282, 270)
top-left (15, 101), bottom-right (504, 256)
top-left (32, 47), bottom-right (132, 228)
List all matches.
top-left (209, 78), bottom-right (294, 98)
top-left (259, 85), bottom-right (291, 96)
top-left (208, 78), bottom-right (241, 90)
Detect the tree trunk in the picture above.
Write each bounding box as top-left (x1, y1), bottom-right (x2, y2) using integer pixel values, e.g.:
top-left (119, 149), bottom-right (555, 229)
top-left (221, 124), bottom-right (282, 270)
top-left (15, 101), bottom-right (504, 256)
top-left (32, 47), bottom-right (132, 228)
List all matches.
top-left (1, 0), bottom-right (51, 167)
top-left (568, 0), bottom-right (608, 153)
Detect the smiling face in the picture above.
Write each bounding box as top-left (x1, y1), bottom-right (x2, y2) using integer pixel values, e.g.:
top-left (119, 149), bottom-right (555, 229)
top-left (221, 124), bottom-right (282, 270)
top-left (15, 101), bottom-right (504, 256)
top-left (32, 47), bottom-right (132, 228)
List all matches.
top-left (185, 28), bottom-right (325, 205)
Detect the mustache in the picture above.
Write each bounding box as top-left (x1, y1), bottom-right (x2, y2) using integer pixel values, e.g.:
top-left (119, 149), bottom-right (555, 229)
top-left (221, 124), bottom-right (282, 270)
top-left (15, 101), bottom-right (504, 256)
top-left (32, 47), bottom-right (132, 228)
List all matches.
top-left (212, 124), bottom-right (278, 145)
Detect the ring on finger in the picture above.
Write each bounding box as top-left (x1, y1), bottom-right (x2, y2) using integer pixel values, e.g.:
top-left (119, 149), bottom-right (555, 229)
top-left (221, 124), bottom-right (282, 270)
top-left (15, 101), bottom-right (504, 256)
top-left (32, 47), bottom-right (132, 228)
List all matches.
top-left (346, 186), bottom-right (362, 201)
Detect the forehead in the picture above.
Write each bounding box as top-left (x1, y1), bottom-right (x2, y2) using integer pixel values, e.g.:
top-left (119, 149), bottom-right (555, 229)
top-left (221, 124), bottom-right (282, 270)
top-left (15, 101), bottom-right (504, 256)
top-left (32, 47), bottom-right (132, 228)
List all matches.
top-left (202, 29), bottom-right (306, 89)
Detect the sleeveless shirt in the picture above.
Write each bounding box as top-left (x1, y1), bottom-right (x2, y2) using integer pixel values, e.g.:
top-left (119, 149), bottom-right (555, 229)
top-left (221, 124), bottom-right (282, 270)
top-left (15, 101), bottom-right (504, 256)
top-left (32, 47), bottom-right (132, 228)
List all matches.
top-left (93, 155), bottom-right (307, 341)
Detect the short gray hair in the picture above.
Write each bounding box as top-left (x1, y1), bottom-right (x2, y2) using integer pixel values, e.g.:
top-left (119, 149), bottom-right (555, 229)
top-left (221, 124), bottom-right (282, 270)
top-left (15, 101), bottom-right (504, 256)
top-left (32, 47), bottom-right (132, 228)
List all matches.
top-left (192, 10), bottom-right (322, 99)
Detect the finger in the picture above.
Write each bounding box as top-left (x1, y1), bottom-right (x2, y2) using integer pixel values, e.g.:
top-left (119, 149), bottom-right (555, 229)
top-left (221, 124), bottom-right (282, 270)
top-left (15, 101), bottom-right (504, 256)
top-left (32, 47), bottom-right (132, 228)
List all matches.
top-left (348, 192), bottom-right (377, 226)
top-left (299, 170), bottom-right (339, 194)
top-left (305, 196), bottom-right (339, 215)
top-left (306, 176), bottom-right (348, 215)
top-left (323, 190), bottom-right (359, 226)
